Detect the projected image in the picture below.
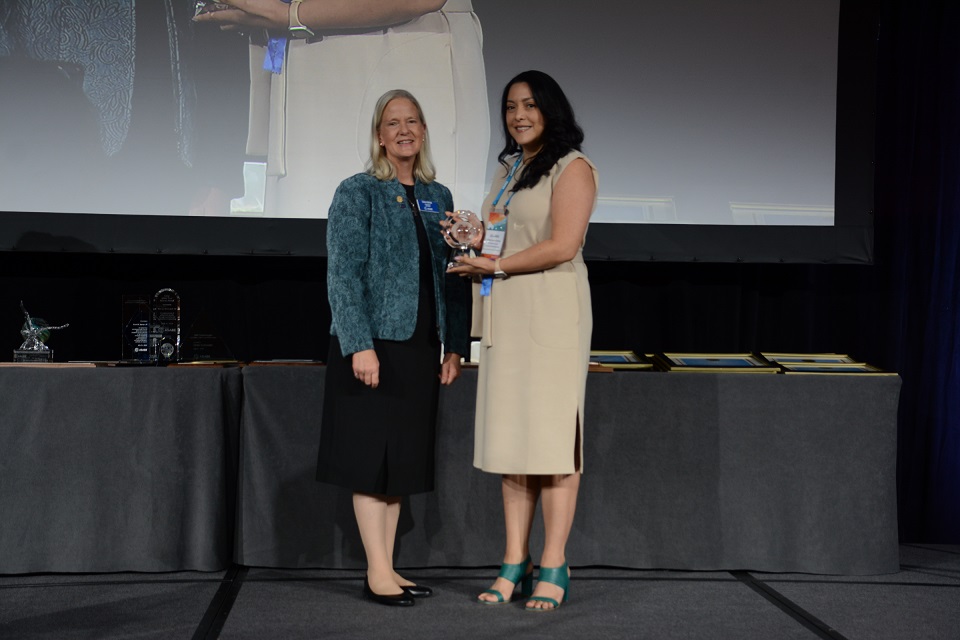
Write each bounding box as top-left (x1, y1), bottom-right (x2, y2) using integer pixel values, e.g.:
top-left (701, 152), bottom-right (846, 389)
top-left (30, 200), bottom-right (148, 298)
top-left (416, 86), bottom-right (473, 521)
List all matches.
top-left (0, 0), bottom-right (838, 227)
top-left (0, 0), bottom-right (250, 216)
top-left (479, 0), bottom-right (839, 226)
top-left (194, 0), bottom-right (489, 218)
top-left (0, 0), bottom-right (487, 217)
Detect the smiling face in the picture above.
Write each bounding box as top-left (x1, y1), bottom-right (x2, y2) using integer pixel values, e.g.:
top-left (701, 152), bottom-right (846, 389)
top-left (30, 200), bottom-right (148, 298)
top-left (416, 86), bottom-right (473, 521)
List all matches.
top-left (378, 97), bottom-right (425, 169)
top-left (504, 82), bottom-right (545, 157)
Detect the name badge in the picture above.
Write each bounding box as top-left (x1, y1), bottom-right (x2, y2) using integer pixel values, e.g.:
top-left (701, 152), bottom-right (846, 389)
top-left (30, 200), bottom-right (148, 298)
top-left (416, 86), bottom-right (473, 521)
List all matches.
top-left (417, 199), bottom-right (440, 214)
top-left (481, 207), bottom-right (507, 258)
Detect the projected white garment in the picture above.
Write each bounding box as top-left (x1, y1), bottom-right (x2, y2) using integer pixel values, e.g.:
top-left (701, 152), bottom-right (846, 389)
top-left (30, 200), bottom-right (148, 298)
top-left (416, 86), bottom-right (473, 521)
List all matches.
top-left (247, 0), bottom-right (489, 218)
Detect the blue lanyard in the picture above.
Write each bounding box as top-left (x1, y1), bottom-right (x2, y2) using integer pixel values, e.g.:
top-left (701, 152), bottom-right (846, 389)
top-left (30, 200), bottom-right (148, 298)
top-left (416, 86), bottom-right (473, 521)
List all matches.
top-left (480, 157), bottom-right (523, 298)
top-left (491, 156), bottom-right (524, 209)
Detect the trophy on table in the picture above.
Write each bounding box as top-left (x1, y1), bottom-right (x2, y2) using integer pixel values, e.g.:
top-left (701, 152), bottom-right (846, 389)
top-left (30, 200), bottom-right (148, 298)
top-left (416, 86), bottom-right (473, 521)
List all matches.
top-left (442, 209), bottom-right (483, 270)
top-left (151, 288), bottom-right (181, 364)
top-left (121, 295), bottom-right (153, 362)
top-left (14, 301), bottom-right (69, 363)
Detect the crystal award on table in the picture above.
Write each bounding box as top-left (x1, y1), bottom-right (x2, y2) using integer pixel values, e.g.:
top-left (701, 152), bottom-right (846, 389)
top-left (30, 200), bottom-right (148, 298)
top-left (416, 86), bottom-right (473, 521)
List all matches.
top-left (442, 209), bottom-right (483, 269)
top-left (121, 295), bottom-right (153, 362)
top-left (180, 308), bottom-right (235, 362)
top-left (151, 288), bottom-right (181, 364)
top-left (13, 301), bottom-right (69, 363)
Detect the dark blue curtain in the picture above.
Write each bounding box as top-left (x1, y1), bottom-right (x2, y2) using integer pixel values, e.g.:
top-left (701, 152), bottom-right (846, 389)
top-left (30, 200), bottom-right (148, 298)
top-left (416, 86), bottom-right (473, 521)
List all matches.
top-left (877, 0), bottom-right (960, 542)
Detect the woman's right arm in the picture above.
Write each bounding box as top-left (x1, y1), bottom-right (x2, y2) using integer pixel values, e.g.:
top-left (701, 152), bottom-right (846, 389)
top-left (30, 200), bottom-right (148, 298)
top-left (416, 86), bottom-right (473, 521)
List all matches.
top-left (327, 178), bottom-right (375, 358)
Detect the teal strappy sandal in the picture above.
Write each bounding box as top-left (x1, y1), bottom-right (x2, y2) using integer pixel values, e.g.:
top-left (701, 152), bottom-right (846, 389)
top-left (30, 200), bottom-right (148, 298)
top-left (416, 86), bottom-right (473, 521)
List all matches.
top-left (478, 555), bottom-right (534, 605)
top-left (525, 562), bottom-right (570, 612)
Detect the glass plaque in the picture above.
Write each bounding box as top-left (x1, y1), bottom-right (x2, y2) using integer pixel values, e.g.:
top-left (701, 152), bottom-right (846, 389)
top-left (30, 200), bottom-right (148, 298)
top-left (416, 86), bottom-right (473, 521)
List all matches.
top-left (151, 288), bottom-right (181, 364)
top-left (181, 309), bottom-right (234, 362)
top-left (121, 295), bottom-right (153, 362)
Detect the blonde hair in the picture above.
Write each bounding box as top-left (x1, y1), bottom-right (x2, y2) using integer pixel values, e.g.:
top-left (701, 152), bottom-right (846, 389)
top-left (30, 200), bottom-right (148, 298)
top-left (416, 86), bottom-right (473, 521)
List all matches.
top-left (367, 89), bottom-right (437, 183)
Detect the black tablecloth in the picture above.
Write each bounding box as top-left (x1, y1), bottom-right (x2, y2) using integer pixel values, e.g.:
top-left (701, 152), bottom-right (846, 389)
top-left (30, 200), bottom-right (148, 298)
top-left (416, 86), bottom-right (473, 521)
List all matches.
top-left (0, 366), bottom-right (242, 573)
top-left (236, 367), bottom-right (901, 575)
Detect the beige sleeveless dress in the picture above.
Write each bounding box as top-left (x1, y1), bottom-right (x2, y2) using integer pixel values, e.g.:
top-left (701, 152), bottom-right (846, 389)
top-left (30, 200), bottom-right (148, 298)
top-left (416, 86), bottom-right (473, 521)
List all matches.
top-left (472, 151), bottom-right (599, 474)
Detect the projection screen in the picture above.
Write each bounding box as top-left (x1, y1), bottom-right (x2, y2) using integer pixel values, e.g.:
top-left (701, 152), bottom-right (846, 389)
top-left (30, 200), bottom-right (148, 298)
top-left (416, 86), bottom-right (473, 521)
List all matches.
top-left (0, 0), bottom-right (876, 262)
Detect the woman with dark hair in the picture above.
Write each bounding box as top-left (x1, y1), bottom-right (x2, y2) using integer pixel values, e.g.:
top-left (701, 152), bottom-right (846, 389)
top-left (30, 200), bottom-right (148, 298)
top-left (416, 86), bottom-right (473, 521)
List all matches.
top-left (448, 70), bottom-right (598, 611)
top-left (318, 89), bottom-right (470, 607)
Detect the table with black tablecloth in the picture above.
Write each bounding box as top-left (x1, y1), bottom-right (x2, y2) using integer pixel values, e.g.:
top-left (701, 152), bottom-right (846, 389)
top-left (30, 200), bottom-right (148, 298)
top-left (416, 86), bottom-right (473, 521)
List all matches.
top-left (0, 366), bottom-right (242, 573)
top-left (236, 366), bottom-right (901, 575)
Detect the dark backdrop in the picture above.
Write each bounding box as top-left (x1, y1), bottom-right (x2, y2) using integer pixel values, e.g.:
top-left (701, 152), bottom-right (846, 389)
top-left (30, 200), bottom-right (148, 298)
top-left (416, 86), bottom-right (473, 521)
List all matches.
top-left (1, 0), bottom-right (957, 543)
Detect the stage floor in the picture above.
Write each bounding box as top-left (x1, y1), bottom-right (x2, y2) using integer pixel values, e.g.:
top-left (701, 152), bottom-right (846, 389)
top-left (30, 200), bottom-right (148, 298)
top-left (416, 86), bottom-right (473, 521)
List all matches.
top-left (1, 544), bottom-right (956, 639)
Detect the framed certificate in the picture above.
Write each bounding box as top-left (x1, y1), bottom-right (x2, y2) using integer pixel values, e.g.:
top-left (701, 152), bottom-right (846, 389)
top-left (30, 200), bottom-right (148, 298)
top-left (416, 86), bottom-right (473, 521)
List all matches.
top-left (654, 353), bottom-right (780, 373)
top-left (761, 352), bottom-right (856, 364)
top-left (589, 350), bottom-right (654, 370)
top-left (780, 362), bottom-right (894, 375)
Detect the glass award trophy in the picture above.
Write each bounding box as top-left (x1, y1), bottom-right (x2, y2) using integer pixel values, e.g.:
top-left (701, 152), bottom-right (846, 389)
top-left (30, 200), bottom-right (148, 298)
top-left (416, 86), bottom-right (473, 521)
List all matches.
top-left (14, 301), bottom-right (69, 363)
top-left (151, 288), bottom-right (181, 364)
top-left (442, 210), bottom-right (483, 269)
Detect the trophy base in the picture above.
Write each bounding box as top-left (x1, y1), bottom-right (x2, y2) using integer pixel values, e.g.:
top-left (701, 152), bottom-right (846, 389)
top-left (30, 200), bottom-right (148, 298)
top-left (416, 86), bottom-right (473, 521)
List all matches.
top-left (14, 349), bottom-right (53, 363)
top-left (447, 248), bottom-right (474, 272)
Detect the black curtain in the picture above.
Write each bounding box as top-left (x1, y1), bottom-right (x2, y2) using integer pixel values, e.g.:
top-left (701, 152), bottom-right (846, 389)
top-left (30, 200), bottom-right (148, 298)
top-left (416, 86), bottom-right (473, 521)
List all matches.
top-left (875, 0), bottom-right (960, 542)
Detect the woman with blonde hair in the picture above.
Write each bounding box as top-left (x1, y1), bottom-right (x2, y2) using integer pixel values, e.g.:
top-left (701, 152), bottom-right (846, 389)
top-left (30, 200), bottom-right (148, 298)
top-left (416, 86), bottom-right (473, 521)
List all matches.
top-left (317, 89), bottom-right (470, 607)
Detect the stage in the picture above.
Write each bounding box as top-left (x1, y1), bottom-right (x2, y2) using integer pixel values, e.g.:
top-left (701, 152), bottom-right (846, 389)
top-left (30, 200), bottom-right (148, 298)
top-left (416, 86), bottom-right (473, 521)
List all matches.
top-left (1, 545), bottom-right (958, 639)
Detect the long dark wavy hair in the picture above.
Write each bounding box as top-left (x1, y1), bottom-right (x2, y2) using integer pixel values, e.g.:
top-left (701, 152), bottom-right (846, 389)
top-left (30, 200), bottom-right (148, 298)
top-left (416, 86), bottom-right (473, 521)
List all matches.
top-left (497, 70), bottom-right (585, 192)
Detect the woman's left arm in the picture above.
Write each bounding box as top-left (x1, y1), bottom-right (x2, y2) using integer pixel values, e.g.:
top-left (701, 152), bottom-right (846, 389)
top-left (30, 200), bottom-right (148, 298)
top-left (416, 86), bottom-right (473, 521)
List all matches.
top-left (450, 158), bottom-right (596, 276)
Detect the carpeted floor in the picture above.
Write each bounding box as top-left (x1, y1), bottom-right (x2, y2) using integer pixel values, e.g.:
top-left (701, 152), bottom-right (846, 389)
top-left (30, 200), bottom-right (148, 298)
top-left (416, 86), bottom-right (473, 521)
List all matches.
top-left (1, 545), bottom-right (957, 640)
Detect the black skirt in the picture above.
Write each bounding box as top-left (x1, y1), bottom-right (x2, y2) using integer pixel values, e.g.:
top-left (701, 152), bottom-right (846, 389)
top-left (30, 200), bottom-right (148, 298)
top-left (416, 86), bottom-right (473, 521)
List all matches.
top-left (317, 196), bottom-right (441, 496)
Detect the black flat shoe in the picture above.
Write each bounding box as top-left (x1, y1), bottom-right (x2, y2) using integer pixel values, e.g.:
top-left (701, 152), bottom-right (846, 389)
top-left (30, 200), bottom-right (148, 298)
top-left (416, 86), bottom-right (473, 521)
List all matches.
top-left (363, 578), bottom-right (415, 607)
top-left (403, 584), bottom-right (433, 598)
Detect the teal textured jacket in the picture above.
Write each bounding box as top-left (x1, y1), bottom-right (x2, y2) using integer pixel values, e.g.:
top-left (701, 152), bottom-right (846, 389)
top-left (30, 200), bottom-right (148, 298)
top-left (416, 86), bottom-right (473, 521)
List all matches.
top-left (327, 173), bottom-right (471, 358)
